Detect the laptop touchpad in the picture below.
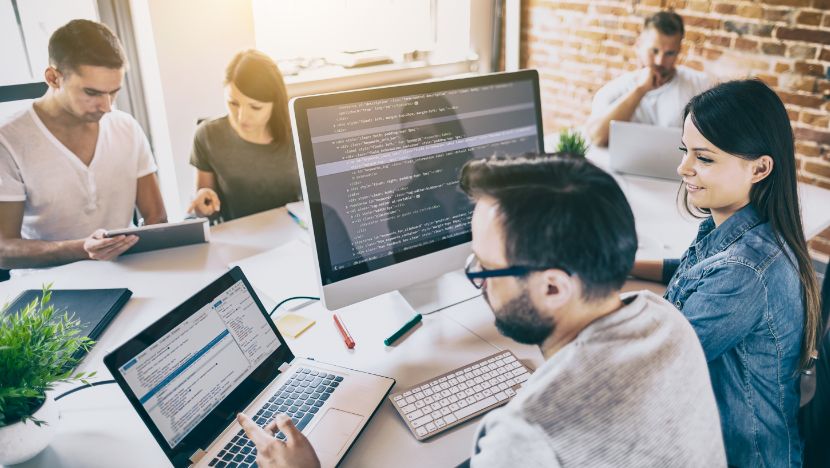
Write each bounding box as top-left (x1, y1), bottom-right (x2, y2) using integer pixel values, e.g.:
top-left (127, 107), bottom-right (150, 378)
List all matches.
top-left (307, 409), bottom-right (364, 458)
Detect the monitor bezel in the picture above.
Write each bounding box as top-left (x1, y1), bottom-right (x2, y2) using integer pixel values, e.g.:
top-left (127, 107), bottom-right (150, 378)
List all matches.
top-left (103, 266), bottom-right (293, 467)
top-left (290, 69), bottom-right (544, 310)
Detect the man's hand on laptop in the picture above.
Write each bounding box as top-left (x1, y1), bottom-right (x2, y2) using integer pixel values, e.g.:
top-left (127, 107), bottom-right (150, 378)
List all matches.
top-left (237, 413), bottom-right (321, 468)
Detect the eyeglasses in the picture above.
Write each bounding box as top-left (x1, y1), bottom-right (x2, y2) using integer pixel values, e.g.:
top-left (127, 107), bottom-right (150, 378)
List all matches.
top-left (464, 253), bottom-right (570, 289)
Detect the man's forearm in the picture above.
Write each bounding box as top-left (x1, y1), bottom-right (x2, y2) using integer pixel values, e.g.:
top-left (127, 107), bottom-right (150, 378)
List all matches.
top-left (586, 86), bottom-right (648, 147)
top-left (0, 238), bottom-right (87, 269)
top-left (630, 259), bottom-right (664, 283)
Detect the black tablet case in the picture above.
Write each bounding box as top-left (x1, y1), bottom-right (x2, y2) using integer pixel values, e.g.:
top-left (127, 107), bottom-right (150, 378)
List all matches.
top-left (3, 288), bottom-right (132, 362)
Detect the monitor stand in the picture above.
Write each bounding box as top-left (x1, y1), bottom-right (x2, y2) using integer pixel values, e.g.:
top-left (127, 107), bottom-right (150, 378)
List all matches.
top-left (397, 269), bottom-right (481, 315)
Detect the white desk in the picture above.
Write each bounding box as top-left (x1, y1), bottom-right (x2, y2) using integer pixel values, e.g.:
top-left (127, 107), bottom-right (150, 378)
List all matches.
top-left (3, 153), bottom-right (830, 468)
top-left (0, 209), bottom-right (543, 468)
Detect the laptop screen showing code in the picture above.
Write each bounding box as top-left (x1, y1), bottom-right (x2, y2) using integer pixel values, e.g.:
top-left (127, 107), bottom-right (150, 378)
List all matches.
top-left (117, 280), bottom-right (280, 447)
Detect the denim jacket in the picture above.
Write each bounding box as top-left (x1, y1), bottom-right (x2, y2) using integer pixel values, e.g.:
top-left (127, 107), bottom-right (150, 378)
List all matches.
top-left (663, 204), bottom-right (803, 468)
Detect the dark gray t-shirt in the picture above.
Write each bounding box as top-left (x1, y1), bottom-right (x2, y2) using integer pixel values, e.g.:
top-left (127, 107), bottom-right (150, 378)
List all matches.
top-left (190, 116), bottom-right (301, 221)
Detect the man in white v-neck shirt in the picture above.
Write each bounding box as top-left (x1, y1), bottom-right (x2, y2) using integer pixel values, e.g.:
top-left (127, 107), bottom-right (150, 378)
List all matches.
top-left (0, 19), bottom-right (167, 271)
top-left (584, 11), bottom-right (711, 147)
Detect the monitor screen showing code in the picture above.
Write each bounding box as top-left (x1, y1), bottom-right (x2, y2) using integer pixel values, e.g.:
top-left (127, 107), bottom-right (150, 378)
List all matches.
top-left (303, 78), bottom-right (542, 282)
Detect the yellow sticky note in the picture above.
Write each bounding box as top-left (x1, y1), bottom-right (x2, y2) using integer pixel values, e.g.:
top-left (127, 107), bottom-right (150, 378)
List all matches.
top-left (275, 313), bottom-right (316, 338)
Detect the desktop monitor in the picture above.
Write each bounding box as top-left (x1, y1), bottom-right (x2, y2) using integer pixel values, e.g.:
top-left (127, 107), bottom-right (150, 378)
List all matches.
top-left (290, 70), bottom-right (544, 310)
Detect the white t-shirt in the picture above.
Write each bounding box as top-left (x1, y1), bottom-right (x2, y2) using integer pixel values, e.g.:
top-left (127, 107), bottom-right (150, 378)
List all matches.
top-left (591, 65), bottom-right (712, 128)
top-left (0, 105), bottom-right (157, 241)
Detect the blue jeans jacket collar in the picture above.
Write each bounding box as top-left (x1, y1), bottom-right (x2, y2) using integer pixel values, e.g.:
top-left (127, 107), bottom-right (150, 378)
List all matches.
top-left (691, 204), bottom-right (764, 260)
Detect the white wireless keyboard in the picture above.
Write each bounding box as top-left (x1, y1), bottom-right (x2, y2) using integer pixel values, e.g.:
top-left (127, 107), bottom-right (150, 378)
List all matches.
top-left (389, 350), bottom-right (532, 440)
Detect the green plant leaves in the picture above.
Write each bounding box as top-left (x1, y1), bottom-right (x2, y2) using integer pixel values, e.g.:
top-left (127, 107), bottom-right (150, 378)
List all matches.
top-left (0, 285), bottom-right (94, 427)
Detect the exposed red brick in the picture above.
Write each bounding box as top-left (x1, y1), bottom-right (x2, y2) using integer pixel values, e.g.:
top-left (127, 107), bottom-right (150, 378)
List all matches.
top-left (781, 92), bottom-right (827, 108)
top-left (814, 0), bottom-right (830, 9)
top-left (820, 48), bottom-right (830, 62)
top-left (775, 62), bottom-right (792, 73)
top-left (714, 3), bottom-right (737, 14)
top-left (737, 4), bottom-right (764, 18)
top-left (595, 5), bottom-right (629, 16)
top-left (796, 127), bottom-right (830, 145)
top-left (796, 11), bottom-right (822, 26)
top-left (797, 142), bottom-right (823, 157)
top-left (790, 76), bottom-right (818, 92)
top-left (789, 45), bottom-right (818, 60)
top-left (757, 74), bottom-right (779, 86)
top-left (795, 61), bottom-right (826, 76)
top-left (804, 161), bottom-right (830, 179)
top-left (764, 8), bottom-right (792, 22)
top-left (686, 1), bottom-right (711, 12)
top-left (762, 42), bottom-right (787, 55)
top-left (685, 15), bottom-right (722, 29)
top-left (776, 27), bottom-right (830, 44)
top-left (709, 35), bottom-right (732, 47)
top-left (736, 38), bottom-right (758, 51)
top-left (760, 0), bottom-right (811, 5)
top-left (801, 111), bottom-right (830, 127)
top-left (724, 20), bottom-right (774, 37)
top-left (686, 30), bottom-right (706, 44)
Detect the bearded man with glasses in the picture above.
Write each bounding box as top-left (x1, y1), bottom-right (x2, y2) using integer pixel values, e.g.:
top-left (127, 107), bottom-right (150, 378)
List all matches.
top-left (456, 154), bottom-right (726, 467)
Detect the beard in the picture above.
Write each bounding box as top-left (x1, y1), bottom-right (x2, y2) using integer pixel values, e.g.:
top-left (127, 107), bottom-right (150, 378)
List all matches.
top-left (486, 288), bottom-right (555, 346)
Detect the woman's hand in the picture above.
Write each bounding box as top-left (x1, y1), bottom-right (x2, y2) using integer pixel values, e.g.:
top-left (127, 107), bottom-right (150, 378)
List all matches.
top-left (188, 188), bottom-right (221, 217)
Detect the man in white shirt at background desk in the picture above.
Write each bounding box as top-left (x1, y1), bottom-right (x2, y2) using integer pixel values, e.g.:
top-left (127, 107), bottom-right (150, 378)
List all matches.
top-left (585, 11), bottom-right (711, 147)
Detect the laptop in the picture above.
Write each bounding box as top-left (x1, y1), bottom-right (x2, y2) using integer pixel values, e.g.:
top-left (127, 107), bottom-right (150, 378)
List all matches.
top-left (104, 267), bottom-right (394, 468)
top-left (609, 120), bottom-right (683, 181)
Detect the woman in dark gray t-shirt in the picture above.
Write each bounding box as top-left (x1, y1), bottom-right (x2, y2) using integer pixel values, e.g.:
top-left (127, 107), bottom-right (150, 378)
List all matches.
top-left (188, 50), bottom-right (300, 221)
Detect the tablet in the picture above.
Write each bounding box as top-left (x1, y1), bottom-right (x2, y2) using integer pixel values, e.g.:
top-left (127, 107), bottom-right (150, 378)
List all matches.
top-left (104, 218), bottom-right (210, 254)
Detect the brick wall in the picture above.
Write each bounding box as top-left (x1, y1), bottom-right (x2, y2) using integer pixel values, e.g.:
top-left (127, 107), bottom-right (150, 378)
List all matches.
top-left (519, 0), bottom-right (830, 254)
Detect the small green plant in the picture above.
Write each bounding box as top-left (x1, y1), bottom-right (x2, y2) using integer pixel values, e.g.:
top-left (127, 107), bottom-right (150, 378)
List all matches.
top-left (0, 286), bottom-right (94, 427)
top-left (555, 128), bottom-right (589, 158)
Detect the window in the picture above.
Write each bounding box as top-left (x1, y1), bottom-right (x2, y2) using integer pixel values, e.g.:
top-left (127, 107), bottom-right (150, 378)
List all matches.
top-left (0, 0), bottom-right (98, 87)
top-left (251, 0), bottom-right (474, 77)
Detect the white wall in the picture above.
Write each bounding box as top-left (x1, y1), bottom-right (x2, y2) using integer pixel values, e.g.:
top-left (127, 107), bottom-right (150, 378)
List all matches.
top-left (131, 0), bottom-right (493, 219)
top-left (131, 0), bottom-right (256, 219)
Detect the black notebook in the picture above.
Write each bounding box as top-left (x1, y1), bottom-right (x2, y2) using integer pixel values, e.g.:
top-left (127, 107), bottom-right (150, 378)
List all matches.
top-left (3, 288), bottom-right (132, 361)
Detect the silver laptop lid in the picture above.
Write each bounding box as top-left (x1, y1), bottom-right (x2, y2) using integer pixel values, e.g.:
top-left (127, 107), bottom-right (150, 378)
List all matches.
top-left (609, 120), bottom-right (683, 181)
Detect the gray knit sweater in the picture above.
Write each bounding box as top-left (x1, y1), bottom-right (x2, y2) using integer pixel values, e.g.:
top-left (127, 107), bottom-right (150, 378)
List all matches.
top-left (469, 291), bottom-right (726, 467)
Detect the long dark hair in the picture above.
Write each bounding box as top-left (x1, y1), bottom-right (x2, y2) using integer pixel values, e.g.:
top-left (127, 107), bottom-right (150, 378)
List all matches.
top-left (224, 49), bottom-right (290, 145)
top-left (681, 79), bottom-right (821, 370)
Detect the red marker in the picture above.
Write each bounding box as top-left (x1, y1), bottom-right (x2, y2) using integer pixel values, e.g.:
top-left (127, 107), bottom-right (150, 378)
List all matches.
top-left (333, 314), bottom-right (355, 349)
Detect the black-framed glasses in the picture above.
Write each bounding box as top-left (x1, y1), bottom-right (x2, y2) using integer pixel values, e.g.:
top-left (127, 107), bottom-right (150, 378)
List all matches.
top-left (464, 253), bottom-right (571, 289)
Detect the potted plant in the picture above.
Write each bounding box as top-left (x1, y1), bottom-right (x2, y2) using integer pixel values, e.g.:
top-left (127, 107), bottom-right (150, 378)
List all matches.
top-left (0, 287), bottom-right (94, 465)
top-left (553, 128), bottom-right (589, 159)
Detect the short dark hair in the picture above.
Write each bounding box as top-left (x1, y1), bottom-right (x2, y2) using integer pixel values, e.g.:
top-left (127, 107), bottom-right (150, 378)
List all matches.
top-left (48, 19), bottom-right (126, 72)
top-left (460, 155), bottom-right (637, 301)
top-left (644, 11), bottom-right (685, 37)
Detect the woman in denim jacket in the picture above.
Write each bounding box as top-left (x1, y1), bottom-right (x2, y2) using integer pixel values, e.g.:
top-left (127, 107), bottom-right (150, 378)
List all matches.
top-left (632, 79), bottom-right (822, 467)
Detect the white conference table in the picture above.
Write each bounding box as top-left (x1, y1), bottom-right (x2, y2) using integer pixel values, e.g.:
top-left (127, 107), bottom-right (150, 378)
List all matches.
top-left (0, 208), bottom-right (544, 468)
top-left (3, 149), bottom-right (830, 468)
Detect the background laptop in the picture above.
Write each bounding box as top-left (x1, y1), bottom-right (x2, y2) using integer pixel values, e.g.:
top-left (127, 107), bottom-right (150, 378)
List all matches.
top-left (609, 120), bottom-right (683, 181)
top-left (104, 267), bottom-right (394, 468)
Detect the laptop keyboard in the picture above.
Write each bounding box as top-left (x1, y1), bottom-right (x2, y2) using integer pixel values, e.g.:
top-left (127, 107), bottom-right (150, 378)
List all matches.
top-left (389, 350), bottom-right (531, 441)
top-left (207, 367), bottom-right (344, 468)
